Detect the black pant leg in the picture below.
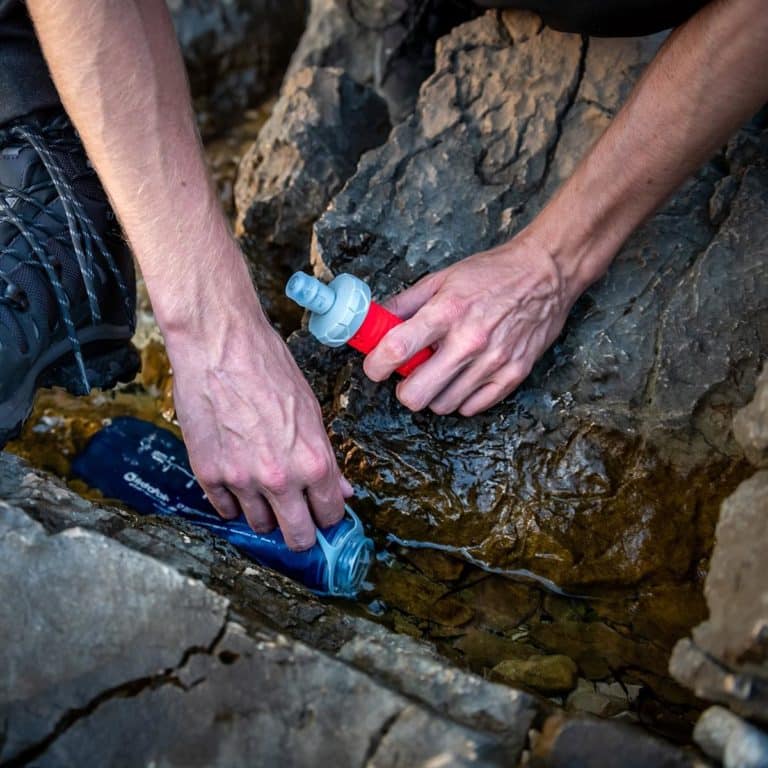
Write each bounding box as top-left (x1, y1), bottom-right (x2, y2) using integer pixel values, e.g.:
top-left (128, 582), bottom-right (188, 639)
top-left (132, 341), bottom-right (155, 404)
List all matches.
top-left (0, 0), bottom-right (60, 125)
top-left (473, 0), bottom-right (711, 36)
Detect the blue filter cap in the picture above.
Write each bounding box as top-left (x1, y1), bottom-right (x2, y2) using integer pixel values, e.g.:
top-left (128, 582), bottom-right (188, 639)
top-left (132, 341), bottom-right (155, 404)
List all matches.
top-left (285, 271), bottom-right (371, 347)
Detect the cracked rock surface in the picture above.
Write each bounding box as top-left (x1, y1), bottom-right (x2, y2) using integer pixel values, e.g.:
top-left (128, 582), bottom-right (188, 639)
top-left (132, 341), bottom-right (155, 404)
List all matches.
top-left (287, 0), bottom-right (479, 123)
top-left (0, 454), bottom-right (537, 767)
top-left (293, 11), bottom-right (768, 591)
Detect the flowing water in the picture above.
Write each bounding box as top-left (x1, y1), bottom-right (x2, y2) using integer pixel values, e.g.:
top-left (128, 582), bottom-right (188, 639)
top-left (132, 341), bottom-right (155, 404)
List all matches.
top-left (7, 116), bottom-right (709, 746)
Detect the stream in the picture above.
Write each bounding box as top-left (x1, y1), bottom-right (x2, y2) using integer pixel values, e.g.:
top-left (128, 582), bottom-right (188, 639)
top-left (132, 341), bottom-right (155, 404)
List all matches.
top-left (7, 114), bottom-right (711, 747)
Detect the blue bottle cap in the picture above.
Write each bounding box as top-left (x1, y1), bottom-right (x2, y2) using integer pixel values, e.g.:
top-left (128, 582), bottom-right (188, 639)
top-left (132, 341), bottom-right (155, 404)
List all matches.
top-left (285, 271), bottom-right (371, 347)
top-left (316, 505), bottom-right (374, 597)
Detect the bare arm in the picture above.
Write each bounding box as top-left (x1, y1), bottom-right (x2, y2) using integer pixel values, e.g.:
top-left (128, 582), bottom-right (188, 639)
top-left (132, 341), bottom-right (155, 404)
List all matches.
top-left (27, 0), bottom-right (351, 549)
top-left (365, 0), bottom-right (768, 415)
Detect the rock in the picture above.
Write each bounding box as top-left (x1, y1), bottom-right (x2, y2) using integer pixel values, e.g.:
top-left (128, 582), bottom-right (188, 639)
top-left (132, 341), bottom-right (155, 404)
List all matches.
top-left (669, 471), bottom-right (768, 723)
top-left (235, 66), bottom-right (390, 274)
top-left (734, 362), bottom-right (768, 467)
top-left (169, 0), bottom-right (306, 137)
top-left (491, 654), bottom-right (578, 696)
top-left (0, 504), bottom-right (227, 762)
top-left (694, 706), bottom-right (768, 768)
top-left (369, 561), bottom-right (475, 627)
top-left (669, 341), bottom-right (768, 730)
top-left (286, 0), bottom-right (479, 123)
top-left (291, 10), bottom-right (768, 591)
top-left (566, 680), bottom-right (629, 718)
top-left (0, 453), bottom-right (539, 766)
top-left (531, 715), bottom-right (696, 768)
top-left (724, 726), bottom-right (768, 768)
top-left (338, 627), bottom-right (537, 753)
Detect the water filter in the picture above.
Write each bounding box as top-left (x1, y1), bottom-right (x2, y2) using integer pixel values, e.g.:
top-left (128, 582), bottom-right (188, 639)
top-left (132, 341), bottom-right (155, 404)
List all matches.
top-left (285, 271), bottom-right (433, 376)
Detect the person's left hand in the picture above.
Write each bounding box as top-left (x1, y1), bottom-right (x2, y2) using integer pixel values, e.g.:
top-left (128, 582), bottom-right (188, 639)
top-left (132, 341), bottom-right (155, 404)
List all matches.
top-left (363, 233), bottom-right (580, 416)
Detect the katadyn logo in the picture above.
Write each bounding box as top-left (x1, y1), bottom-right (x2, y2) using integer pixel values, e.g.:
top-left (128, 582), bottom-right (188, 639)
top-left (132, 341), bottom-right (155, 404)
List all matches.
top-left (123, 471), bottom-right (170, 503)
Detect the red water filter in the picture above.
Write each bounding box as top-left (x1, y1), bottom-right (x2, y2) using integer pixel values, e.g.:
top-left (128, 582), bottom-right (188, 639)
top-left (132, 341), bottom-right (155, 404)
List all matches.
top-left (285, 272), bottom-right (433, 376)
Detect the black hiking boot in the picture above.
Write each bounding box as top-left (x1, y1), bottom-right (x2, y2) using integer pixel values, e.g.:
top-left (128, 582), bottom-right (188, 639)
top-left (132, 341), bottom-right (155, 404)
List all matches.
top-left (0, 109), bottom-right (139, 446)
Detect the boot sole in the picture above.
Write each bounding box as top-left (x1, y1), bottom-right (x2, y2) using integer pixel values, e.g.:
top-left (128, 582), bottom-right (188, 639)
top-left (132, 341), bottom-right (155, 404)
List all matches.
top-left (0, 324), bottom-right (141, 447)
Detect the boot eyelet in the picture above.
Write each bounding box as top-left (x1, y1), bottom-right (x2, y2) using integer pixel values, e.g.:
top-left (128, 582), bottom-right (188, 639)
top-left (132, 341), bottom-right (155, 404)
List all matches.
top-left (3, 282), bottom-right (29, 311)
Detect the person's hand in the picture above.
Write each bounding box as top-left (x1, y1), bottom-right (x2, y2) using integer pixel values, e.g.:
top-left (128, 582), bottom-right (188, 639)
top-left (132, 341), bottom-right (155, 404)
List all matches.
top-left (166, 300), bottom-right (353, 551)
top-left (363, 232), bottom-right (583, 416)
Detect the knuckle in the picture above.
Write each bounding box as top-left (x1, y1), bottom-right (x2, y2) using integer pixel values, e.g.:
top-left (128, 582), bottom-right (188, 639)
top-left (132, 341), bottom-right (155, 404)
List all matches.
top-left (259, 465), bottom-right (291, 496)
top-left (440, 295), bottom-right (467, 324)
top-left (222, 468), bottom-right (250, 490)
top-left (461, 327), bottom-right (490, 355)
top-left (486, 346), bottom-right (508, 369)
top-left (381, 333), bottom-right (410, 362)
top-left (506, 360), bottom-right (531, 386)
top-left (397, 388), bottom-right (425, 412)
top-left (303, 453), bottom-right (332, 485)
top-left (194, 463), bottom-right (222, 488)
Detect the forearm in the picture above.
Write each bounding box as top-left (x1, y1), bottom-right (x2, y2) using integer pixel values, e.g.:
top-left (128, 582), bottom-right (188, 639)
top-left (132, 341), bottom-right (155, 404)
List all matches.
top-left (26, 0), bottom-right (261, 339)
top-left (532, 0), bottom-right (768, 292)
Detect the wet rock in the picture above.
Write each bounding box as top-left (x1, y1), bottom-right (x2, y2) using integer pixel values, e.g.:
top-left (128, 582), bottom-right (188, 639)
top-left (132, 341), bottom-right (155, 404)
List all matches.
top-left (287, 0), bottom-right (479, 123)
top-left (403, 547), bottom-right (466, 581)
top-left (292, 10), bottom-right (768, 591)
top-left (733, 362), bottom-right (768, 468)
top-left (370, 561), bottom-right (475, 627)
top-left (0, 453), bottom-right (539, 766)
top-left (169, 0), bottom-right (306, 137)
top-left (694, 706), bottom-right (768, 768)
top-left (491, 654), bottom-right (578, 696)
top-left (235, 66), bottom-right (390, 272)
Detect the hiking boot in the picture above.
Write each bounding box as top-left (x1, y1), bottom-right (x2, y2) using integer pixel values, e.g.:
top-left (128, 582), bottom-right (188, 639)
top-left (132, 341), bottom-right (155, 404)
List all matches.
top-left (0, 109), bottom-right (139, 446)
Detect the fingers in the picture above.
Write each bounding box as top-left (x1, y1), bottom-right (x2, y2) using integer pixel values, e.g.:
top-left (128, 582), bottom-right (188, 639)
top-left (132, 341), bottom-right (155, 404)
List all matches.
top-left (236, 489), bottom-right (278, 533)
top-left (457, 359), bottom-right (533, 416)
top-left (204, 484), bottom-right (241, 520)
top-left (394, 343), bottom-right (469, 412)
top-left (427, 353), bottom-right (501, 415)
top-left (381, 274), bottom-right (440, 320)
top-left (307, 469), bottom-right (346, 529)
top-left (364, 300), bottom-right (458, 382)
top-left (339, 475), bottom-right (355, 497)
top-left (263, 488), bottom-right (317, 551)
top-left (457, 381), bottom-right (507, 417)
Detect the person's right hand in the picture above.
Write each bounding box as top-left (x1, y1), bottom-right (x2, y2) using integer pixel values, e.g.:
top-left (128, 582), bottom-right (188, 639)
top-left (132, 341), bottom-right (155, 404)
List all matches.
top-left (165, 295), bottom-right (353, 552)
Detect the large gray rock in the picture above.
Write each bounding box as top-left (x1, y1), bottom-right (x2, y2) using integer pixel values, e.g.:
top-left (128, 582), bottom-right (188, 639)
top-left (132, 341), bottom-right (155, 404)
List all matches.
top-left (0, 504), bottom-right (227, 762)
top-left (235, 66), bottom-right (390, 264)
top-left (287, 0), bottom-right (479, 123)
top-left (292, 11), bottom-right (767, 591)
top-left (169, 0), bottom-right (306, 137)
top-left (0, 453), bottom-right (538, 766)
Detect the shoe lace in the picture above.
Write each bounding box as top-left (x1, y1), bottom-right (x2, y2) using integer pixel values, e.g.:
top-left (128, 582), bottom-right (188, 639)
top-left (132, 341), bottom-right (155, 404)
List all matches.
top-left (0, 117), bottom-right (133, 394)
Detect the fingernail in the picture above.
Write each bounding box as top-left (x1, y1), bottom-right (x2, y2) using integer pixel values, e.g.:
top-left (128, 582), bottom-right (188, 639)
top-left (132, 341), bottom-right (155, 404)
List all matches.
top-left (340, 476), bottom-right (354, 497)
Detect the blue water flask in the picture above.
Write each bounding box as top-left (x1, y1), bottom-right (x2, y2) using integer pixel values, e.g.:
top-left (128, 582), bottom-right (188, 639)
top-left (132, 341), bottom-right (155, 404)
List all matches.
top-left (70, 417), bottom-right (374, 598)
